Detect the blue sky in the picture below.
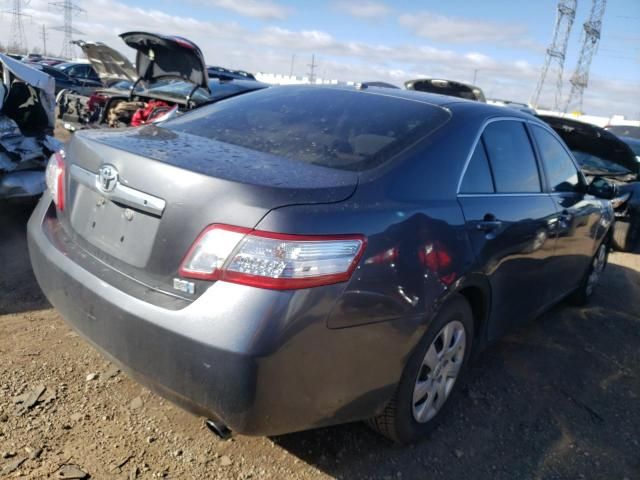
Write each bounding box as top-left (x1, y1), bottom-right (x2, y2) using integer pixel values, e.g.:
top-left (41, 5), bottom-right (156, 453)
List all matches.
top-left (6, 0), bottom-right (640, 116)
top-left (155, 0), bottom-right (640, 82)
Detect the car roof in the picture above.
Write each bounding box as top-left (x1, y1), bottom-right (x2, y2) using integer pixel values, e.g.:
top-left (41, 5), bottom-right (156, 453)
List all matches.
top-left (318, 84), bottom-right (536, 120)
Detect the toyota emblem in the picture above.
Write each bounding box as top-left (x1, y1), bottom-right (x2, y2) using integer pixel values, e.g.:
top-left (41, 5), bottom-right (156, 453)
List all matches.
top-left (98, 164), bottom-right (118, 193)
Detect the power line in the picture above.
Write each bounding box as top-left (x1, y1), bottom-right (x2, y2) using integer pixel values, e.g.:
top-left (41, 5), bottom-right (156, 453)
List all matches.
top-left (307, 54), bottom-right (317, 83)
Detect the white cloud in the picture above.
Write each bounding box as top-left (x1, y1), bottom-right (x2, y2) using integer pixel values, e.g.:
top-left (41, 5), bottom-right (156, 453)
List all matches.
top-left (193, 0), bottom-right (290, 20)
top-left (257, 27), bottom-right (338, 50)
top-left (398, 11), bottom-right (540, 51)
top-left (334, 1), bottom-right (391, 19)
top-left (3, 0), bottom-right (637, 117)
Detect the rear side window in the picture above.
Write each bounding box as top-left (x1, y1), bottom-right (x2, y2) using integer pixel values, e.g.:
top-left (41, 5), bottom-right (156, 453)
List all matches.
top-left (460, 140), bottom-right (494, 193)
top-left (482, 121), bottom-right (541, 193)
top-left (166, 87), bottom-right (451, 171)
top-left (531, 126), bottom-right (580, 193)
top-left (45, 68), bottom-right (66, 80)
top-left (88, 68), bottom-right (100, 81)
top-left (67, 65), bottom-right (84, 77)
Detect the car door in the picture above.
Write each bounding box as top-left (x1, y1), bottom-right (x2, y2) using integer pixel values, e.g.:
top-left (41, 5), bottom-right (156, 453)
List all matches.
top-left (457, 119), bottom-right (559, 340)
top-left (529, 124), bottom-right (604, 298)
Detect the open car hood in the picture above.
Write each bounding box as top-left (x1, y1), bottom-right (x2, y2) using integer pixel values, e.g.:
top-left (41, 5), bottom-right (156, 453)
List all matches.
top-left (72, 40), bottom-right (137, 85)
top-left (120, 32), bottom-right (209, 91)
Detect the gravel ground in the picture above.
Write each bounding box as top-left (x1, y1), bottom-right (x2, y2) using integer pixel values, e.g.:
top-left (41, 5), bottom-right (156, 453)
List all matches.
top-left (1, 202), bottom-right (639, 479)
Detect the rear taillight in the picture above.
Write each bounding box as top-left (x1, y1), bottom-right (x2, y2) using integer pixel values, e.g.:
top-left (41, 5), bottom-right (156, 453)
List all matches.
top-left (179, 225), bottom-right (366, 290)
top-left (45, 151), bottom-right (65, 211)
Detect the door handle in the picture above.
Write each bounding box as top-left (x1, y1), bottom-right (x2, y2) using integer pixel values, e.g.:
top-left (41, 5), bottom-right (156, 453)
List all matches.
top-left (558, 209), bottom-right (572, 222)
top-left (476, 214), bottom-right (502, 232)
top-left (476, 220), bottom-right (502, 231)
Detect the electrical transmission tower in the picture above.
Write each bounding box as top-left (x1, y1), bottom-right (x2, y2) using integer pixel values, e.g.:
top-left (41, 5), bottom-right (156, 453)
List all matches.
top-left (49, 0), bottom-right (84, 59)
top-left (530, 0), bottom-right (577, 110)
top-left (2, 0), bottom-right (31, 53)
top-left (564, 0), bottom-right (607, 113)
top-left (40, 24), bottom-right (48, 56)
top-left (307, 54), bottom-right (317, 83)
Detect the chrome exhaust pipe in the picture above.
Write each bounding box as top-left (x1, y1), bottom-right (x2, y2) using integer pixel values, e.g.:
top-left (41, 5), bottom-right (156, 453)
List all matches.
top-left (205, 418), bottom-right (232, 440)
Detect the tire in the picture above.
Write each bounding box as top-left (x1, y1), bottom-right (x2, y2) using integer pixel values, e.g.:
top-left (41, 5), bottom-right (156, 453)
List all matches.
top-left (568, 241), bottom-right (608, 306)
top-left (367, 294), bottom-right (474, 444)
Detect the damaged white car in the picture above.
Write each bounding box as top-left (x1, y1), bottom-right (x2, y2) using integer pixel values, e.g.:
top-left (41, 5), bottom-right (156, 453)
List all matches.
top-left (0, 54), bottom-right (62, 200)
top-left (57, 32), bottom-right (267, 131)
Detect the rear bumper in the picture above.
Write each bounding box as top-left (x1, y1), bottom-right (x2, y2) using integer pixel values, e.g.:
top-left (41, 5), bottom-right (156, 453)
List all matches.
top-left (27, 195), bottom-right (418, 435)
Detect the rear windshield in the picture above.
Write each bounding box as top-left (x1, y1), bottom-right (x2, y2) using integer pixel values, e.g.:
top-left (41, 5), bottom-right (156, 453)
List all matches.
top-left (165, 86), bottom-right (450, 171)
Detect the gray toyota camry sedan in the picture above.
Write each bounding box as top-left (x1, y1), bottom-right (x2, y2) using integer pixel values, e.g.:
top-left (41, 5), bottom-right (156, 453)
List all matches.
top-left (28, 85), bottom-right (615, 443)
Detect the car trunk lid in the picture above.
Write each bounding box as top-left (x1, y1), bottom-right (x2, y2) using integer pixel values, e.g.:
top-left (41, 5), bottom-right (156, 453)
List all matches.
top-left (120, 32), bottom-right (209, 91)
top-left (72, 40), bottom-right (137, 85)
top-left (60, 126), bottom-right (358, 297)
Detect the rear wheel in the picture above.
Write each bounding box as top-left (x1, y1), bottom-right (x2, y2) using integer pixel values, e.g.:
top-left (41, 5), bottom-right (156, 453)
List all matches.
top-left (568, 241), bottom-right (608, 306)
top-left (367, 294), bottom-right (473, 443)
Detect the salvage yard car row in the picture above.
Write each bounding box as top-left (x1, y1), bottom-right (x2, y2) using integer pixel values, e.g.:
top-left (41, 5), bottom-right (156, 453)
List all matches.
top-left (1, 28), bottom-right (639, 445)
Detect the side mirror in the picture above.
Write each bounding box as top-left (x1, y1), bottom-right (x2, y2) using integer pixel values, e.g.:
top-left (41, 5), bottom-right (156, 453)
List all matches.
top-left (587, 177), bottom-right (618, 200)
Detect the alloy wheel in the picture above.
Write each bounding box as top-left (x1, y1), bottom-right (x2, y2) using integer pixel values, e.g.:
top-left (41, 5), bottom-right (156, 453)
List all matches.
top-left (412, 320), bottom-right (466, 423)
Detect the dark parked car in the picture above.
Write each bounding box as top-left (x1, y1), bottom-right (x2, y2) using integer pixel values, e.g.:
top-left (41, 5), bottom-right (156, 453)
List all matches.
top-left (605, 125), bottom-right (640, 161)
top-left (34, 64), bottom-right (97, 96)
top-left (207, 66), bottom-right (256, 81)
top-left (29, 87), bottom-right (615, 443)
top-left (405, 78), bottom-right (486, 102)
top-left (603, 126), bottom-right (640, 163)
top-left (621, 136), bottom-right (640, 161)
top-left (539, 115), bottom-right (640, 251)
top-left (605, 124), bottom-right (640, 140)
top-left (55, 61), bottom-right (102, 88)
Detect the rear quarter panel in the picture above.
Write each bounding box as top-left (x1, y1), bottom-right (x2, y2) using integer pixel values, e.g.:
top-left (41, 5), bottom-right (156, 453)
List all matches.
top-left (256, 113), bottom-right (485, 332)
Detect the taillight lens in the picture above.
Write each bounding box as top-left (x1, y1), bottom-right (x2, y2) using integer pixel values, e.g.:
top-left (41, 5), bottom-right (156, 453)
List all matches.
top-left (179, 225), bottom-right (366, 289)
top-left (45, 151), bottom-right (65, 211)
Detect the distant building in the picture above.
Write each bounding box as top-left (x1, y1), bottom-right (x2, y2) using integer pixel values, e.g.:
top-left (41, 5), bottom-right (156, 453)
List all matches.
top-left (255, 73), bottom-right (348, 86)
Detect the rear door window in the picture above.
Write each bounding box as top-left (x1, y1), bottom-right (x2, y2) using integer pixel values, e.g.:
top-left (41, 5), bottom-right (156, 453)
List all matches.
top-left (67, 65), bottom-right (83, 77)
top-left (88, 68), bottom-right (100, 81)
top-left (482, 121), bottom-right (541, 193)
top-left (166, 87), bottom-right (451, 171)
top-left (460, 140), bottom-right (494, 194)
top-left (531, 125), bottom-right (581, 193)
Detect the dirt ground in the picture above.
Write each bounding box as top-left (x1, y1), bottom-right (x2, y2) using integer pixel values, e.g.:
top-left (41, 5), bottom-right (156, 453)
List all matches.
top-left (1, 202), bottom-right (639, 479)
